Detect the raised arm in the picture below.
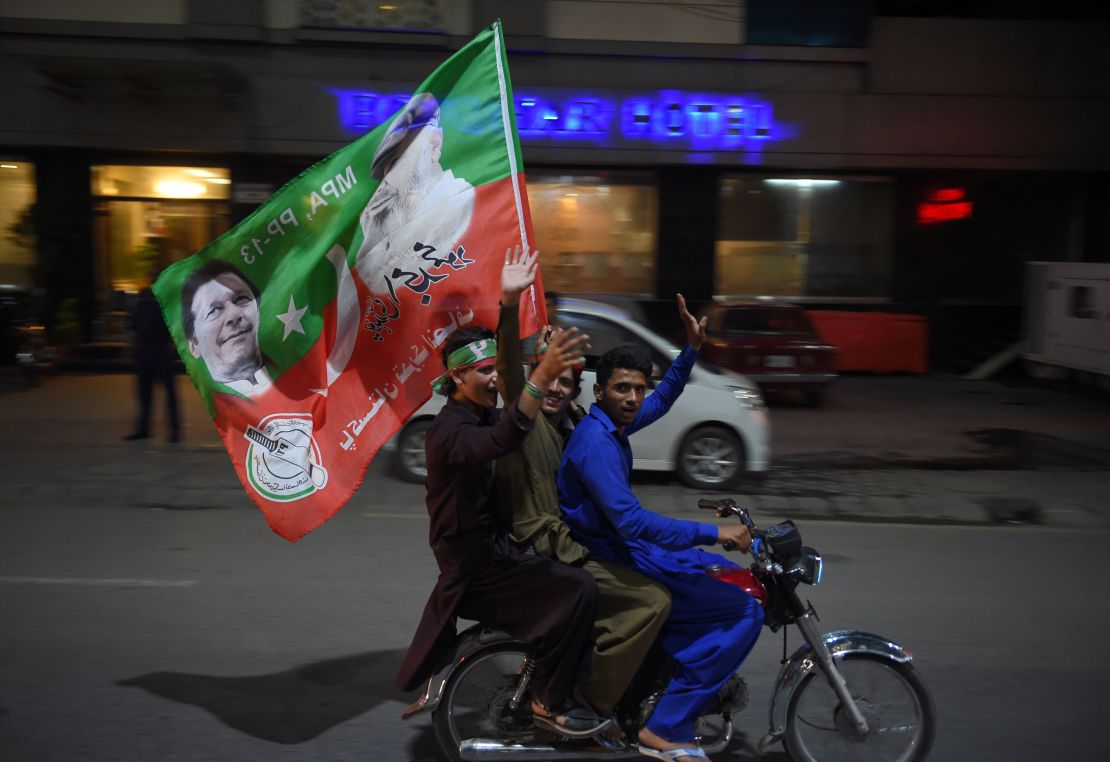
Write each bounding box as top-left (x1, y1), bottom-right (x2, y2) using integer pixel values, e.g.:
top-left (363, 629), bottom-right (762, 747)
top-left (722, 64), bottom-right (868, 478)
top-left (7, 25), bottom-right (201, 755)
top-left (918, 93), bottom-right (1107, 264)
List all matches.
top-left (627, 294), bottom-right (706, 436)
top-left (496, 246), bottom-right (536, 403)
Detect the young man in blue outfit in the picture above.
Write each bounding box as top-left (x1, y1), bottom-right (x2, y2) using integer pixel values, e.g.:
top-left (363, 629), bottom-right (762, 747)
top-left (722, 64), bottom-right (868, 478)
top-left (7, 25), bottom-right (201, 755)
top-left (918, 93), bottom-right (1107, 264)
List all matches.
top-left (557, 295), bottom-right (762, 762)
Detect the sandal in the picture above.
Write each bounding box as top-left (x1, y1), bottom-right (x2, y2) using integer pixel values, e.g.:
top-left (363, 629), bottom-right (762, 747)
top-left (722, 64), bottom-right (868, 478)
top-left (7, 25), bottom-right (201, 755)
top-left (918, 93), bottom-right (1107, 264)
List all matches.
top-left (637, 744), bottom-right (709, 761)
top-left (532, 702), bottom-right (613, 739)
top-left (593, 716), bottom-right (628, 750)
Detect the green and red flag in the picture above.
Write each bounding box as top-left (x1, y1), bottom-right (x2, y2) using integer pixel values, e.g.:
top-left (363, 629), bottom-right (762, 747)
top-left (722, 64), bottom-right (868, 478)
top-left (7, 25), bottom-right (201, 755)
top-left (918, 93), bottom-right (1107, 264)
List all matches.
top-left (153, 21), bottom-right (544, 541)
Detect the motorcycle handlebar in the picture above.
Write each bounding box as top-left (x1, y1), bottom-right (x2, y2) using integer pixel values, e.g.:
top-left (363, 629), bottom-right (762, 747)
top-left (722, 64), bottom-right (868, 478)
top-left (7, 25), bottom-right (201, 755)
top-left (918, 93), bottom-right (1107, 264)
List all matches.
top-left (699, 498), bottom-right (762, 554)
top-left (698, 498), bottom-right (758, 530)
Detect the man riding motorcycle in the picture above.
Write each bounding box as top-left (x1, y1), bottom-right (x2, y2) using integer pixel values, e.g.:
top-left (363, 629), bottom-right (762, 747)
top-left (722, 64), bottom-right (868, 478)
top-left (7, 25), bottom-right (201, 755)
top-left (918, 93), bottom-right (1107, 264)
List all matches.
top-left (558, 297), bottom-right (762, 762)
top-left (492, 247), bottom-right (672, 735)
top-left (394, 248), bottom-right (606, 737)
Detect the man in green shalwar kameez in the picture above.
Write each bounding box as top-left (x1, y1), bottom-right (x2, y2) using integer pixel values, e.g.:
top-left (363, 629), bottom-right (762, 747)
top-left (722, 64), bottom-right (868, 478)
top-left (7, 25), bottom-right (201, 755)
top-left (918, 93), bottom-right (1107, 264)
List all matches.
top-left (493, 248), bottom-right (671, 723)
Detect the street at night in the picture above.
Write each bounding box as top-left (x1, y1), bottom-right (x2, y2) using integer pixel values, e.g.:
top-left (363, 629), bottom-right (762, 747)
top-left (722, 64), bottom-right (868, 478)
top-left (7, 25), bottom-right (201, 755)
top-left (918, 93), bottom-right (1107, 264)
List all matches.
top-left (4, 2), bottom-right (1110, 760)
top-left (2, 374), bottom-right (1108, 760)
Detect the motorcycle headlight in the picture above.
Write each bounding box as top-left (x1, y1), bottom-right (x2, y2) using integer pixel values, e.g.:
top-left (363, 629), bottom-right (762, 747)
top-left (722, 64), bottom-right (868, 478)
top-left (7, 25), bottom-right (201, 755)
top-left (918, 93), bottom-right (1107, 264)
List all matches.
top-left (731, 387), bottom-right (765, 410)
top-left (787, 547), bottom-right (823, 586)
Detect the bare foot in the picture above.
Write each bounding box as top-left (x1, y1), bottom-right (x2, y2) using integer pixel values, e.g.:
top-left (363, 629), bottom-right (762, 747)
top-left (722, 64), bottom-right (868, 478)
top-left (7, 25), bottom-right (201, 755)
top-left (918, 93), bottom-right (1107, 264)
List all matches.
top-left (637, 726), bottom-right (710, 762)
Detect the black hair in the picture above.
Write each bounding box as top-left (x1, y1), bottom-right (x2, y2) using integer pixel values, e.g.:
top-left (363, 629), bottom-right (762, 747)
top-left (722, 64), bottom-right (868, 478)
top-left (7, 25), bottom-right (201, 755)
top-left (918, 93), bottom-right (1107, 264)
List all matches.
top-left (181, 260), bottom-right (259, 342)
top-left (439, 325), bottom-right (495, 396)
top-left (596, 344), bottom-right (652, 388)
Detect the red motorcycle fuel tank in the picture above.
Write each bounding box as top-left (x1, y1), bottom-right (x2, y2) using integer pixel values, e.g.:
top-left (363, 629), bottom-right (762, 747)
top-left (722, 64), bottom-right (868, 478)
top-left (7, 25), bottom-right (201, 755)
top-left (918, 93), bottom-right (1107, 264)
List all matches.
top-left (706, 565), bottom-right (768, 607)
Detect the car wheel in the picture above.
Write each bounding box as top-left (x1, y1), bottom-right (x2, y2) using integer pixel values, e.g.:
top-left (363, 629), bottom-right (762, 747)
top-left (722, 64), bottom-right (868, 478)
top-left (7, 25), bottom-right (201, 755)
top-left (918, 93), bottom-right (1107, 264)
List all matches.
top-left (676, 425), bottom-right (745, 490)
top-left (396, 419), bottom-right (431, 483)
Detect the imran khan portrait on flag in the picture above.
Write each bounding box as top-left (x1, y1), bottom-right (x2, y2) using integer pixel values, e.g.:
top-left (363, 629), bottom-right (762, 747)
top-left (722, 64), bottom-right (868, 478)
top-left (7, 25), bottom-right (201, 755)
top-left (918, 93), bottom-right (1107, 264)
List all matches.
top-left (152, 21), bottom-right (545, 541)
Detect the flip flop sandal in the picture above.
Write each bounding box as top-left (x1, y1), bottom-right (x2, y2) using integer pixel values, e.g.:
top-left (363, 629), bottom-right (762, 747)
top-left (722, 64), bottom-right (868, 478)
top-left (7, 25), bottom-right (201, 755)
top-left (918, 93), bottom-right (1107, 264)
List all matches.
top-left (532, 704), bottom-right (613, 739)
top-left (593, 718), bottom-right (628, 750)
top-left (636, 747), bottom-right (709, 761)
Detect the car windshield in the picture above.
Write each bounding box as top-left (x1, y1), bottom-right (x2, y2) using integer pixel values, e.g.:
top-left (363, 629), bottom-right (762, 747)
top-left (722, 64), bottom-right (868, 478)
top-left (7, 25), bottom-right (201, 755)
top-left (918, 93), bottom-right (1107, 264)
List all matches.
top-left (722, 307), bottom-right (813, 336)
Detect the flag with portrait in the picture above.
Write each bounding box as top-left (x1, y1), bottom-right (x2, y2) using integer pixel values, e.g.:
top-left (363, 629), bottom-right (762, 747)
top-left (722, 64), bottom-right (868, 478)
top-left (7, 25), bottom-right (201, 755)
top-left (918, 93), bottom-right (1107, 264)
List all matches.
top-left (152, 21), bottom-right (544, 541)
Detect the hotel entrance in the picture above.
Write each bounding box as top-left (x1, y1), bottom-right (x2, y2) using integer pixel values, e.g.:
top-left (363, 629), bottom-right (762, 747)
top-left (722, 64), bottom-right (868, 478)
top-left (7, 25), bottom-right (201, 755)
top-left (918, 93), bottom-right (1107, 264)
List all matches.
top-left (91, 165), bottom-right (231, 336)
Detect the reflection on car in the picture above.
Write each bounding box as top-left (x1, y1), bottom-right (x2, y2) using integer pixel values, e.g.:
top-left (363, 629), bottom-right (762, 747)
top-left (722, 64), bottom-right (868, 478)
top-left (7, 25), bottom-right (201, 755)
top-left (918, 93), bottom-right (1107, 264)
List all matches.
top-left (393, 298), bottom-right (771, 490)
top-left (700, 300), bottom-right (837, 406)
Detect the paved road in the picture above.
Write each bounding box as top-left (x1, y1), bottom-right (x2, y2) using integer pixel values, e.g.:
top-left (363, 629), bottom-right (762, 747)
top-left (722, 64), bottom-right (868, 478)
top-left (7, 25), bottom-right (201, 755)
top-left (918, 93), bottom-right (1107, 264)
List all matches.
top-left (2, 502), bottom-right (1108, 761)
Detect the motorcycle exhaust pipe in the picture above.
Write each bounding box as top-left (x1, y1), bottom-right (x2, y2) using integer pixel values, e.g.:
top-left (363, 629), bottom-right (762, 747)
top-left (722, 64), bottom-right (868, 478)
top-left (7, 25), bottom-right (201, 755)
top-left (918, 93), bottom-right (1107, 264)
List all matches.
top-left (459, 739), bottom-right (643, 760)
top-left (459, 720), bottom-right (732, 760)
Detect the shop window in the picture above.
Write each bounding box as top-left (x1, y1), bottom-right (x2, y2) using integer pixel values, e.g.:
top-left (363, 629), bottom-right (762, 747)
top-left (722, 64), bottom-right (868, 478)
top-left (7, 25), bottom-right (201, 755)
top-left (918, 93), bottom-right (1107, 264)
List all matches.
top-left (0, 160), bottom-right (37, 288)
top-left (91, 165), bottom-right (231, 313)
top-left (91, 165), bottom-right (230, 201)
top-left (528, 172), bottom-right (658, 296)
top-left (715, 176), bottom-right (894, 299)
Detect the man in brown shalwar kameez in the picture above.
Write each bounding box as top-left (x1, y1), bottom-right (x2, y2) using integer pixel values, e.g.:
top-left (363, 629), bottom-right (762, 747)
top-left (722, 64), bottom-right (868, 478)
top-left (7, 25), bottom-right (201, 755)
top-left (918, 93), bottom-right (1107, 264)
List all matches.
top-left (395, 247), bottom-right (606, 736)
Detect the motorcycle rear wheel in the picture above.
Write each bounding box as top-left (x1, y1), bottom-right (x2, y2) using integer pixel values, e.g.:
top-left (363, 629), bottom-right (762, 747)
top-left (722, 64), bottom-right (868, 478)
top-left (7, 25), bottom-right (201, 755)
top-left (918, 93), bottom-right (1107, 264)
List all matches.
top-left (433, 643), bottom-right (534, 762)
top-left (783, 654), bottom-right (935, 762)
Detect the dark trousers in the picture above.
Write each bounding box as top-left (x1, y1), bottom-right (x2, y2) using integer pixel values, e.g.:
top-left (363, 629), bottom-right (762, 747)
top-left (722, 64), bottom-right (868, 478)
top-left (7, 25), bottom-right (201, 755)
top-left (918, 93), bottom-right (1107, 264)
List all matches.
top-left (456, 554), bottom-right (598, 708)
top-left (134, 346), bottom-right (180, 438)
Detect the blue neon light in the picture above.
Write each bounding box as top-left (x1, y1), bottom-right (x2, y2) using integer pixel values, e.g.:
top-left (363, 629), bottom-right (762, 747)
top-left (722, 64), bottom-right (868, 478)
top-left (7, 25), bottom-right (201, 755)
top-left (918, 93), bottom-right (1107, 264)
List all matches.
top-left (332, 87), bottom-right (779, 151)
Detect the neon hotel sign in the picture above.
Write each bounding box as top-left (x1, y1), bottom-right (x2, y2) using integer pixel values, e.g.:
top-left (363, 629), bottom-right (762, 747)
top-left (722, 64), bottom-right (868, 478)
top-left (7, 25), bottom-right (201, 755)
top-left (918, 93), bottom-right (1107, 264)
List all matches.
top-left (334, 88), bottom-right (779, 151)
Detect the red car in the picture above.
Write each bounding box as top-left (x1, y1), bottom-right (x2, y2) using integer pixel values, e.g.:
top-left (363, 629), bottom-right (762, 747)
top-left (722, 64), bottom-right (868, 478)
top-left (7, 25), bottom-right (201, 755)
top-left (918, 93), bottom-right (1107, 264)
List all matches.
top-left (701, 301), bottom-right (838, 406)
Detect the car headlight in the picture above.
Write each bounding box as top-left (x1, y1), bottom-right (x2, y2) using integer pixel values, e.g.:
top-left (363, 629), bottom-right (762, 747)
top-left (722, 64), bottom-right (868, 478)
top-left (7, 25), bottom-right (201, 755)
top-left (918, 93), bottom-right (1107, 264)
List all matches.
top-left (731, 387), bottom-right (765, 410)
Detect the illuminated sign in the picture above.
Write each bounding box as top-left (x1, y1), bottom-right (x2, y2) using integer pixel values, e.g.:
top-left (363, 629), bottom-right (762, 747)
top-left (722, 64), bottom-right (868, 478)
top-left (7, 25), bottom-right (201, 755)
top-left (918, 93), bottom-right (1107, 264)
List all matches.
top-left (917, 187), bottom-right (973, 224)
top-left (333, 88), bottom-right (779, 152)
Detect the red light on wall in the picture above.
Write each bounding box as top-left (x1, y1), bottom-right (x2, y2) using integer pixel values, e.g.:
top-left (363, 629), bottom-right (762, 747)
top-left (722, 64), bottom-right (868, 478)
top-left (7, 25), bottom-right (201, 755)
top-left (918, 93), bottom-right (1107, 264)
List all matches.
top-left (917, 187), bottom-right (972, 224)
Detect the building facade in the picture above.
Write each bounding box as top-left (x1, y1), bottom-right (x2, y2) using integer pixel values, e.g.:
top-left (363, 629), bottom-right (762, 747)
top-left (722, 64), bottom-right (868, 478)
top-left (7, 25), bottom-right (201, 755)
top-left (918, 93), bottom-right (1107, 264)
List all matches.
top-left (2, 0), bottom-right (1108, 366)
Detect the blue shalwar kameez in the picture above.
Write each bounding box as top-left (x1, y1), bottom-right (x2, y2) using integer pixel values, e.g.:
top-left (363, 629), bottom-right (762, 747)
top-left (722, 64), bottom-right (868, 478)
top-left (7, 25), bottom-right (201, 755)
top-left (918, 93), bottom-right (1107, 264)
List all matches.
top-left (558, 346), bottom-right (763, 742)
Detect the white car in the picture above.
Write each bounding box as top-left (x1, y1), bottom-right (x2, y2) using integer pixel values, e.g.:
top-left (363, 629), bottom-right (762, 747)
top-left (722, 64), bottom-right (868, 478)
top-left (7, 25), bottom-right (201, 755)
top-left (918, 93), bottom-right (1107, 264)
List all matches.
top-left (392, 298), bottom-right (771, 489)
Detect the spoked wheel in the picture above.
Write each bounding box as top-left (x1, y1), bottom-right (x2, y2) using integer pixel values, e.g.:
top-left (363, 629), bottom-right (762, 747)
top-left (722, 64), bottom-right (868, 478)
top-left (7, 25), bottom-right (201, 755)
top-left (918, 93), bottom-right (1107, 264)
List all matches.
top-left (784, 655), bottom-right (935, 762)
top-left (433, 644), bottom-right (534, 761)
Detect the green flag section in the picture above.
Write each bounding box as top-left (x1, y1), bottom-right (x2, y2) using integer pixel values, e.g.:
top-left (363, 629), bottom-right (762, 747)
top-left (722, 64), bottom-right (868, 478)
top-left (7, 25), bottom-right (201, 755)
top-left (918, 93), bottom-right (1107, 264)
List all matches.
top-left (153, 21), bottom-right (545, 541)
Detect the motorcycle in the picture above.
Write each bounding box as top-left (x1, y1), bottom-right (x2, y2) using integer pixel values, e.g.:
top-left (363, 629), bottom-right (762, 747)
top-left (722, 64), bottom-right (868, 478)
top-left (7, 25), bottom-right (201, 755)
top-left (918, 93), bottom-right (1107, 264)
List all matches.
top-left (402, 497), bottom-right (936, 761)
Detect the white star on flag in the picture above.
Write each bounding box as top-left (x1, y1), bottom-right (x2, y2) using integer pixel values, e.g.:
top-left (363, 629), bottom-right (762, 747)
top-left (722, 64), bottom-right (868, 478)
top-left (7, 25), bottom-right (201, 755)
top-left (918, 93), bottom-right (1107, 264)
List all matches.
top-left (276, 294), bottom-right (308, 341)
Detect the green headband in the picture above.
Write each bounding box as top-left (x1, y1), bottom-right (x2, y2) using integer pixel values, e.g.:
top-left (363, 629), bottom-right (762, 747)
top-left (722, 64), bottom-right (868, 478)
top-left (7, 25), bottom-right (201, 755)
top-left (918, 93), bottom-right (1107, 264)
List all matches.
top-left (431, 338), bottom-right (498, 395)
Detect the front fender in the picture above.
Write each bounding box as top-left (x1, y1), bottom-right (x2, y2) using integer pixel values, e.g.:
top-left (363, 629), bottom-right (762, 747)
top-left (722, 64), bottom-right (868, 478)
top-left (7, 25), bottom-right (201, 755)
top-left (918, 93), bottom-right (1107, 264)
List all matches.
top-left (763, 630), bottom-right (913, 746)
top-left (401, 625), bottom-right (519, 719)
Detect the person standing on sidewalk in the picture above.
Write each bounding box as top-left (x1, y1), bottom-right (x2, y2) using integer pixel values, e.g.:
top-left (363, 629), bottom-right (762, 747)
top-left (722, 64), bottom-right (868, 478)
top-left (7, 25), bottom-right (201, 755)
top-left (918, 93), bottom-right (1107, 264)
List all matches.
top-left (492, 253), bottom-right (671, 731)
top-left (124, 263), bottom-right (181, 443)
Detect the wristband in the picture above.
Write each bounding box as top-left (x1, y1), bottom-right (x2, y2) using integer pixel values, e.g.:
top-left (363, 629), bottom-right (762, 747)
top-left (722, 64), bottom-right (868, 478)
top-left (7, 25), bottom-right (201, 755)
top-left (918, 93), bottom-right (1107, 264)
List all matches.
top-left (524, 381), bottom-right (546, 400)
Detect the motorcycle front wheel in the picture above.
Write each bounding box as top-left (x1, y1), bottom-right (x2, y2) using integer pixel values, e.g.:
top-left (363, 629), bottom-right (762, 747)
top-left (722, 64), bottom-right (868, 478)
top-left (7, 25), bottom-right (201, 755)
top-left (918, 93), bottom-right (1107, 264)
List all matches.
top-left (783, 654), bottom-right (935, 762)
top-left (433, 643), bottom-right (534, 762)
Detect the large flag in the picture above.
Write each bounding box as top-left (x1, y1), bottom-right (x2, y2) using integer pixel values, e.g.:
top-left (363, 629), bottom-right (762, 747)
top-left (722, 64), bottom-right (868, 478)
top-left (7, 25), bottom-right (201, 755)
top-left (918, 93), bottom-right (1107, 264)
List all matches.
top-left (153, 21), bottom-right (544, 541)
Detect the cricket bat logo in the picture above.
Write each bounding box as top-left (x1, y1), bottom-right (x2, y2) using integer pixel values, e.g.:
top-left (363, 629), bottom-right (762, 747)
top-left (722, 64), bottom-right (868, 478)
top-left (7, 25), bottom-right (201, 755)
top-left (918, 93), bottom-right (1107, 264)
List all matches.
top-left (244, 425), bottom-right (329, 489)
